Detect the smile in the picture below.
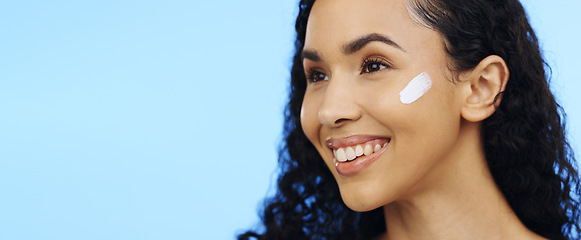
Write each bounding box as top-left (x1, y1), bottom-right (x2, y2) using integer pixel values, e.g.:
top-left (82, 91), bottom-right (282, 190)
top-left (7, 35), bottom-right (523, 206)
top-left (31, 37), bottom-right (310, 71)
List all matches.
top-left (326, 136), bottom-right (391, 176)
top-left (333, 141), bottom-right (389, 162)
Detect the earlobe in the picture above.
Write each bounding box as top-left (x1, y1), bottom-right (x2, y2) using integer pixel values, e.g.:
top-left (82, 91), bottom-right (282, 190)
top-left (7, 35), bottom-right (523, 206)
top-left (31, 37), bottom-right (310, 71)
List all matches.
top-left (461, 55), bottom-right (509, 122)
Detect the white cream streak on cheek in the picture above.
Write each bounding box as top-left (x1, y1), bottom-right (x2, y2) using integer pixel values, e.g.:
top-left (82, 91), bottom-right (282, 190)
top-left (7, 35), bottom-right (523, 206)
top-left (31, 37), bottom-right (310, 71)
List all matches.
top-left (399, 72), bottom-right (432, 104)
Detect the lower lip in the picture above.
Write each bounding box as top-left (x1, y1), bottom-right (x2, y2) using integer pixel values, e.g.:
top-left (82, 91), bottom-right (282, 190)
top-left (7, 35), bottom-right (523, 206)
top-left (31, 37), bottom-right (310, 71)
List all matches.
top-left (334, 143), bottom-right (389, 176)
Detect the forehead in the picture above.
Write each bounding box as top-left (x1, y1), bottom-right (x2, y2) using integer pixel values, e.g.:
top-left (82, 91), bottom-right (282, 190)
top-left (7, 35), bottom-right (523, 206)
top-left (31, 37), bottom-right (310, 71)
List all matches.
top-left (305, 0), bottom-right (423, 52)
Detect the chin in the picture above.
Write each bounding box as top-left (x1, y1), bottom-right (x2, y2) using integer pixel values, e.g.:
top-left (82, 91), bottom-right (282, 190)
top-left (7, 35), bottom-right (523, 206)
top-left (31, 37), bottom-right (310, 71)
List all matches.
top-left (338, 185), bottom-right (393, 212)
top-left (342, 196), bottom-right (386, 212)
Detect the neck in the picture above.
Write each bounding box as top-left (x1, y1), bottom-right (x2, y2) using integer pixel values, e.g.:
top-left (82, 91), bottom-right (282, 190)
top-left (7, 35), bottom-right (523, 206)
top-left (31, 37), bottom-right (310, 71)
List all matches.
top-left (380, 120), bottom-right (543, 240)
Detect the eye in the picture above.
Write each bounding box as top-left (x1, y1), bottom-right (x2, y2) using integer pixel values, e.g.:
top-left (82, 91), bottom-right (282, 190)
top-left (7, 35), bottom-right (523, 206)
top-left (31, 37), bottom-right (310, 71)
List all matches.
top-left (361, 57), bottom-right (390, 74)
top-left (305, 68), bottom-right (329, 83)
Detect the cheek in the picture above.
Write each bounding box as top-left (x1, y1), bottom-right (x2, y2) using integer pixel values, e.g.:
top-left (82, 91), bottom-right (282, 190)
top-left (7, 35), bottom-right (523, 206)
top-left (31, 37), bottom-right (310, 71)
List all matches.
top-left (387, 80), bottom-right (460, 164)
top-left (363, 73), bottom-right (460, 160)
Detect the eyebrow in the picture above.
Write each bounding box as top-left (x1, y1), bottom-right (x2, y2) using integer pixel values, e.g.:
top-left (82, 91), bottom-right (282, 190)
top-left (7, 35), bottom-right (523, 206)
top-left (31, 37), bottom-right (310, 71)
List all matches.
top-left (301, 49), bottom-right (321, 62)
top-left (301, 33), bottom-right (406, 62)
top-left (343, 33), bottom-right (406, 54)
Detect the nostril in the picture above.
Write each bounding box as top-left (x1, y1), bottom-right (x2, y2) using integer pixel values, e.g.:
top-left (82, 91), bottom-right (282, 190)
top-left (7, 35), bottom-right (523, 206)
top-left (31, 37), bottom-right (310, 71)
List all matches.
top-left (318, 108), bottom-right (361, 128)
top-left (317, 94), bottom-right (362, 127)
top-left (334, 118), bottom-right (349, 125)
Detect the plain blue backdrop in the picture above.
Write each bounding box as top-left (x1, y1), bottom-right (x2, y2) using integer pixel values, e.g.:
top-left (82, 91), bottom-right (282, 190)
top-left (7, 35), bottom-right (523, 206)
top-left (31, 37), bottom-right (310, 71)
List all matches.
top-left (0, 0), bottom-right (579, 239)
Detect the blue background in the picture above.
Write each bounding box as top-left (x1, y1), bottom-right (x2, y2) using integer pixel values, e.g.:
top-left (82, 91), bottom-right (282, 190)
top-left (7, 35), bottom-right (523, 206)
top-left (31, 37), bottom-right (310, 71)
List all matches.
top-left (0, 1), bottom-right (579, 239)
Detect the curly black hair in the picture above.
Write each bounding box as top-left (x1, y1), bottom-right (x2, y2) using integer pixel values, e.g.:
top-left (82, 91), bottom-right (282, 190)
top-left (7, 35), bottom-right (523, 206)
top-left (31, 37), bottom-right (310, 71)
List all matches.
top-left (238, 0), bottom-right (580, 239)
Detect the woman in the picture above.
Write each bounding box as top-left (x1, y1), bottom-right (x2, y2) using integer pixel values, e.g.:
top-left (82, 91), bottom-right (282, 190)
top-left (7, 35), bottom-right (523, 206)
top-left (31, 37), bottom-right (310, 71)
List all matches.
top-left (239, 0), bottom-right (580, 239)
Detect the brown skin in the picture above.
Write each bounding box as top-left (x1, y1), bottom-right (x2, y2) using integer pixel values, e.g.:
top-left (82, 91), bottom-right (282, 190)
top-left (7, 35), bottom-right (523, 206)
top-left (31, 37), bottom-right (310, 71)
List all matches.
top-left (300, 0), bottom-right (545, 239)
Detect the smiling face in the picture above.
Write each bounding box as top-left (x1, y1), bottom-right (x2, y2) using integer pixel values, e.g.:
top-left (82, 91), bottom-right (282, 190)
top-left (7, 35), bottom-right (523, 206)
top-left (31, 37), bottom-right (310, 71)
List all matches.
top-left (300, 0), bottom-right (469, 211)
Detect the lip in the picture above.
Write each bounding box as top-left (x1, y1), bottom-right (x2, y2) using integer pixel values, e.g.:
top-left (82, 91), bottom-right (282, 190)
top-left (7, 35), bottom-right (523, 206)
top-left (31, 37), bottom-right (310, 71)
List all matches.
top-left (326, 135), bottom-right (390, 149)
top-left (325, 135), bottom-right (391, 176)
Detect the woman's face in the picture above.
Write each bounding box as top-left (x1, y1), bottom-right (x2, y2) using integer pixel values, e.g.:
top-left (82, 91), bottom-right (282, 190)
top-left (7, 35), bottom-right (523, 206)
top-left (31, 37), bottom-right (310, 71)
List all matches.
top-left (301, 0), bottom-right (467, 211)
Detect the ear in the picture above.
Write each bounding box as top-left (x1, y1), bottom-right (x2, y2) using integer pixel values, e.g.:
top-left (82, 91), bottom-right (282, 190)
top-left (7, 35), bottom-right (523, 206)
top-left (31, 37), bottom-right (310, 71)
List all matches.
top-left (460, 55), bottom-right (509, 122)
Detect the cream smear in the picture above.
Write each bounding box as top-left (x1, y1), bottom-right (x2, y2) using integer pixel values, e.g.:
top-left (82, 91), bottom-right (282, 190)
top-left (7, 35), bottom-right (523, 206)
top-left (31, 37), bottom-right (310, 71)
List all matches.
top-left (399, 72), bottom-right (432, 104)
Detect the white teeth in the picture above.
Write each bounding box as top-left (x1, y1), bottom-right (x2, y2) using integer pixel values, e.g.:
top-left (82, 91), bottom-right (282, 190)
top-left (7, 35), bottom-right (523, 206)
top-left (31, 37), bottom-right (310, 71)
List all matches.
top-left (334, 141), bottom-right (389, 163)
top-left (374, 144), bottom-right (382, 152)
top-left (335, 148), bottom-right (347, 162)
top-left (345, 147), bottom-right (356, 161)
top-left (364, 144), bottom-right (373, 156)
top-left (355, 145), bottom-right (364, 157)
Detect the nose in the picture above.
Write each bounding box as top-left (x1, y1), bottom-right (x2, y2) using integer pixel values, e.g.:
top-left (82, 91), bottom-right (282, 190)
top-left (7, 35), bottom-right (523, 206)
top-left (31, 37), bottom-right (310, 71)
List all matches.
top-left (318, 76), bottom-right (362, 128)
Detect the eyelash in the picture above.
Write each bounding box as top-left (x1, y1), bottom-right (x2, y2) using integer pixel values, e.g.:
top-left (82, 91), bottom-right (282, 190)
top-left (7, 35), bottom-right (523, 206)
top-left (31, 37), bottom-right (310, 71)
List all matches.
top-left (305, 67), bottom-right (327, 83)
top-left (360, 57), bottom-right (391, 74)
top-left (305, 57), bottom-right (391, 83)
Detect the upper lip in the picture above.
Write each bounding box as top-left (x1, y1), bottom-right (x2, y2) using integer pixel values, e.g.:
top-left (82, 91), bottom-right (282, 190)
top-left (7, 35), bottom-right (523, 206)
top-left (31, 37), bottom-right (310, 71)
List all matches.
top-left (325, 135), bottom-right (391, 149)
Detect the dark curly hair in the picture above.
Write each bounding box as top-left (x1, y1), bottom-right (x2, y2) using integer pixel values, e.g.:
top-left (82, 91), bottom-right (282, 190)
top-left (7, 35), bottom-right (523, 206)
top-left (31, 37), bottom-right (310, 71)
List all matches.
top-left (238, 0), bottom-right (580, 239)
